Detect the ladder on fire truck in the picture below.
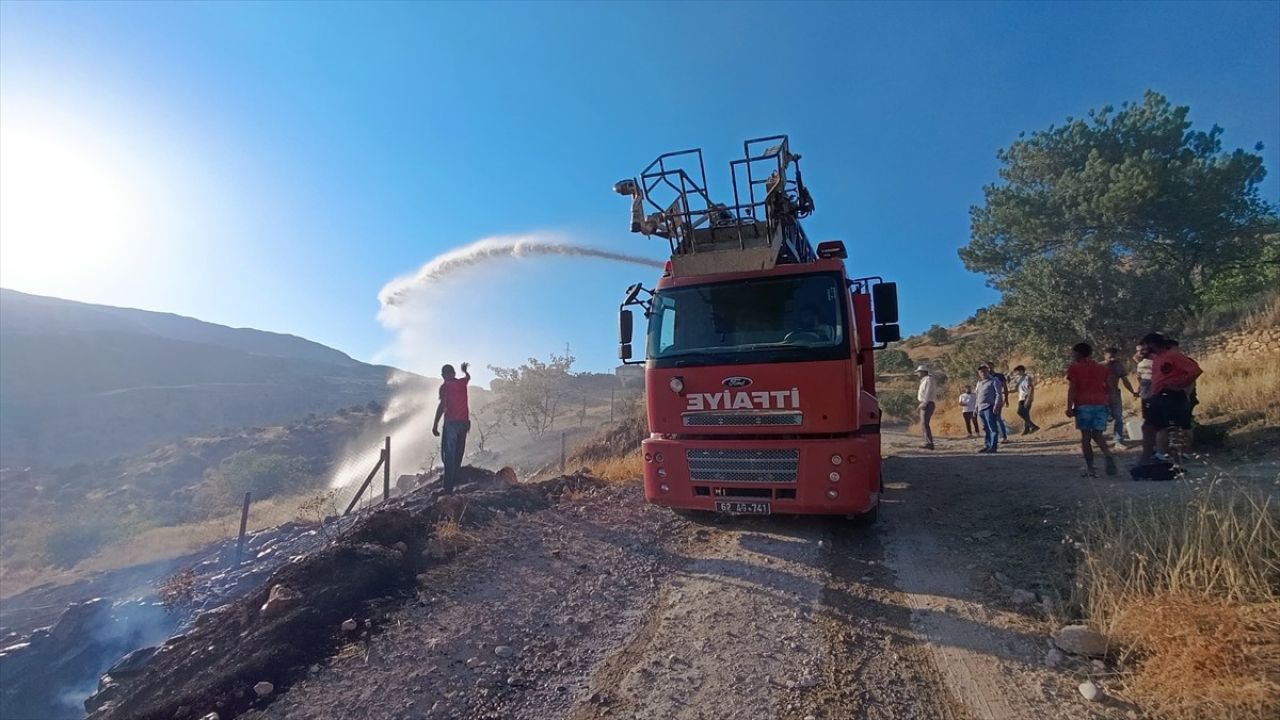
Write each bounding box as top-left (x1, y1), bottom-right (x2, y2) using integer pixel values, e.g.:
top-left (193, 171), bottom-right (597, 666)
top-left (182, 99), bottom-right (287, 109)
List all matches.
top-left (613, 135), bottom-right (821, 277)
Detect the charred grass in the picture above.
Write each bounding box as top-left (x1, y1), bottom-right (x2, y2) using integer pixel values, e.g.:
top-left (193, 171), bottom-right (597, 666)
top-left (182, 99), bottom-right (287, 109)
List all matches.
top-left (96, 472), bottom-right (605, 720)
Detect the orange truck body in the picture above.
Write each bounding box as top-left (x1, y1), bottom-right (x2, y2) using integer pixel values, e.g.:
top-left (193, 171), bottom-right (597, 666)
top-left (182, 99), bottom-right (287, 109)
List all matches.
top-left (639, 260), bottom-right (885, 517)
top-left (616, 136), bottom-right (896, 519)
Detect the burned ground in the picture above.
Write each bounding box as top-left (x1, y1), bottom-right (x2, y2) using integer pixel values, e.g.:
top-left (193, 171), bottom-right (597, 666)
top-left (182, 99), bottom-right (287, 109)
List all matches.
top-left (79, 470), bottom-right (604, 720)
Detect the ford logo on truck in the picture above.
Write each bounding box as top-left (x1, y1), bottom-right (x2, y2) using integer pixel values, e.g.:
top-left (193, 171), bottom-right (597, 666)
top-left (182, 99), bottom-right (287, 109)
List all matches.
top-left (722, 376), bottom-right (752, 388)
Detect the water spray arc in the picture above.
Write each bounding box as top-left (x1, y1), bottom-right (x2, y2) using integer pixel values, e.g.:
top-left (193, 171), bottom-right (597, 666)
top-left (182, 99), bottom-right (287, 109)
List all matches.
top-left (324, 233), bottom-right (662, 495)
top-left (378, 234), bottom-right (664, 307)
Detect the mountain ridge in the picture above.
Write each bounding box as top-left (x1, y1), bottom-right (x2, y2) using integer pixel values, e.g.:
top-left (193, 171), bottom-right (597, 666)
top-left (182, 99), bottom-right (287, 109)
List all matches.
top-left (0, 288), bottom-right (414, 467)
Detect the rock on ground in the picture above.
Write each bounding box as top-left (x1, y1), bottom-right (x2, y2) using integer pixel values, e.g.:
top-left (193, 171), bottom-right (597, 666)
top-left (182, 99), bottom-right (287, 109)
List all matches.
top-left (1053, 624), bottom-right (1109, 657)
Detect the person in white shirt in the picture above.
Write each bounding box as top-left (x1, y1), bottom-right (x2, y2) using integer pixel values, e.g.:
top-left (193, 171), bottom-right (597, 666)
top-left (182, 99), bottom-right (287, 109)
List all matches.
top-left (959, 386), bottom-right (978, 436)
top-left (1011, 365), bottom-right (1041, 434)
top-left (916, 365), bottom-right (937, 449)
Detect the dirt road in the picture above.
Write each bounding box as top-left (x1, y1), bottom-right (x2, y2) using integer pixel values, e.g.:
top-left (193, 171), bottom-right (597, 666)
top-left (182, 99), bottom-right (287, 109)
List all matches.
top-left (243, 430), bottom-right (1274, 720)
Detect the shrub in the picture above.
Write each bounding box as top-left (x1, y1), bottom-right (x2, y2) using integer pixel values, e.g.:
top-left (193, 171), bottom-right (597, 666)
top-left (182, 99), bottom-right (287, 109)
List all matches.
top-left (194, 452), bottom-right (316, 515)
top-left (877, 391), bottom-right (917, 421)
top-left (43, 514), bottom-right (123, 568)
top-left (925, 324), bottom-right (951, 344)
top-left (159, 568), bottom-right (196, 610)
top-left (875, 349), bottom-right (915, 373)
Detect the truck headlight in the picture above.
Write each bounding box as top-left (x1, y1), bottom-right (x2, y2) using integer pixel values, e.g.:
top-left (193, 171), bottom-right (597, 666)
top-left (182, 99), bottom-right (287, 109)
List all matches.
top-left (669, 377), bottom-right (684, 393)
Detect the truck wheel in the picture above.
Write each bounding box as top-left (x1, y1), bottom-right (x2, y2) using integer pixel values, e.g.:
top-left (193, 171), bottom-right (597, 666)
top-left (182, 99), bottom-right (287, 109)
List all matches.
top-left (851, 503), bottom-right (878, 526)
top-left (850, 472), bottom-right (884, 526)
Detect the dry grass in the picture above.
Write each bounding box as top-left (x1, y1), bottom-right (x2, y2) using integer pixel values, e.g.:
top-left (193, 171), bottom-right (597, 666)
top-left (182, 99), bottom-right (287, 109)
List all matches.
top-left (427, 517), bottom-right (471, 559)
top-left (917, 377), bottom-right (1075, 438)
top-left (914, 348), bottom-right (1279, 439)
top-left (586, 453), bottom-right (645, 484)
top-left (1112, 594), bottom-right (1280, 719)
top-left (1073, 479), bottom-right (1280, 719)
top-left (0, 491), bottom-right (335, 598)
top-left (1195, 354), bottom-right (1280, 426)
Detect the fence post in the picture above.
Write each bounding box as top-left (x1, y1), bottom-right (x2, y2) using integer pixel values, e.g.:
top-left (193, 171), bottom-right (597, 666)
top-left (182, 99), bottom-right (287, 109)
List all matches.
top-left (610, 388), bottom-right (615, 425)
top-left (344, 450), bottom-right (386, 516)
top-left (383, 435), bottom-right (391, 501)
top-left (235, 492), bottom-right (252, 565)
top-left (561, 431), bottom-right (567, 473)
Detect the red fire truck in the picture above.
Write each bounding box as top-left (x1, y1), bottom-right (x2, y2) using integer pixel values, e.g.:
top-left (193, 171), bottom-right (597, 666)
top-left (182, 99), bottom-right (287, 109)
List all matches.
top-left (615, 136), bottom-right (899, 521)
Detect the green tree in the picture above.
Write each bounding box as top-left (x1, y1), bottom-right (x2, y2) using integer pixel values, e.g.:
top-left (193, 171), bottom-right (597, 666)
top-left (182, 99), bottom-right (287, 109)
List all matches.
top-left (488, 347), bottom-right (576, 438)
top-left (961, 91), bottom-right (1278, 355)
top-left (924, 324), bottom-right (951, 344)
top-left (938, 327), bottom-right (1019, 383)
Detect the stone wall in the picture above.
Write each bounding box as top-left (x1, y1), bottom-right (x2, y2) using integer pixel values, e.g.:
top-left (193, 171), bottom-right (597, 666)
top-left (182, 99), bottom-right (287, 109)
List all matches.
top-left (1182, 327), bottom-right (1280, 358)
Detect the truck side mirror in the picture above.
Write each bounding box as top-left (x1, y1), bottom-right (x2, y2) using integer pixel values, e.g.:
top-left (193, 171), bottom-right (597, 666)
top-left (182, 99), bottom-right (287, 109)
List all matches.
top-left (874, 323), bottom-right (901, 344)
top-left (619, 309), bottom-right (634, 360)
top-left (872, 282), bottom-right (899, 325)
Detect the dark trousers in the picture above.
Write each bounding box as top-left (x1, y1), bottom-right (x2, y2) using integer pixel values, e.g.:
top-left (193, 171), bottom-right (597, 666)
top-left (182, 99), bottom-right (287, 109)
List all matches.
top-left (1110, 393), bottom-right (1127, 441)
top-left (441, 420), bottom-right (470, 489)
top-left (1016, 400), bottom-right (1038, 433)
top-left (920, 401), bottom-right (935, 445)
top-left (963, 411), bottom-right (979, 435)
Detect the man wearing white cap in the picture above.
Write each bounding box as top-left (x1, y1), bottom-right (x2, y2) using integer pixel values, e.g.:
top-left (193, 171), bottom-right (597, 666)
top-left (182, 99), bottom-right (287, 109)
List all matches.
top-left (916, 365), bottom-right (937, 450)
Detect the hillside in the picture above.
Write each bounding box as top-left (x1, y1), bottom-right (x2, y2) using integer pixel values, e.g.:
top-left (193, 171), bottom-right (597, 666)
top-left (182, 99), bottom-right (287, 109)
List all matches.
top-left (0, 289), bottom-right (409, 467)
top-left (0, 404), bottom-right (391, 588)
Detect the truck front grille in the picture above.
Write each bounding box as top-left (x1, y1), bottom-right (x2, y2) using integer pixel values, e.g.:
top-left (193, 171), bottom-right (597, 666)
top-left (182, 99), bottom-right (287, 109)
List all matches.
top-left (686, 448), bottom-right (799, 483)
top-left (682, 411), bottom-right (803, 427)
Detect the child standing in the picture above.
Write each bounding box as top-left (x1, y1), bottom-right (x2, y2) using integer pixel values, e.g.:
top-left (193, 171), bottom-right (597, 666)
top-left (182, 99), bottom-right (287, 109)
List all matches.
top-left (959, 386), bottom-right (978, 437)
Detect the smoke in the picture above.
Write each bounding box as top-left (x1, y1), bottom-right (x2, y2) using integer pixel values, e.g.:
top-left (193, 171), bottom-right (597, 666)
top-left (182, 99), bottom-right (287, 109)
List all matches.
top-left (324, 232), bottom-right (661, 493)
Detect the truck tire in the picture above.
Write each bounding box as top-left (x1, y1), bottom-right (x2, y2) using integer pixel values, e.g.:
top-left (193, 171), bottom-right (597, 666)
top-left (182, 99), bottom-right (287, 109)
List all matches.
top-left (850, 472), bottom-right (884, 526)
top-left (673, 508), bottom-right (716, 523)
top-left (851, 503), bottom-right (878, 526)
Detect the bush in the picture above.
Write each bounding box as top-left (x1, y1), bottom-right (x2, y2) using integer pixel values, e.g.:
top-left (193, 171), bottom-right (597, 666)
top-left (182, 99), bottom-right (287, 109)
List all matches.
top-left (194, 452), bottom-right (316, 514)
top-left (43, 514), bottom-right (123, 568)
top-left (925, 324), bottom-right (951, 344)
top-left (878, 391), bottom-right (917, 421)
top-left (875, 349), bottom-right (915, 373)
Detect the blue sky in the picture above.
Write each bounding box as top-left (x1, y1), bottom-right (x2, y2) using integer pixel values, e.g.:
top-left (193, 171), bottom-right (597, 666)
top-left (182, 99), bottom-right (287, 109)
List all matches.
top-left (1, 1), bottom-right (1277, 376)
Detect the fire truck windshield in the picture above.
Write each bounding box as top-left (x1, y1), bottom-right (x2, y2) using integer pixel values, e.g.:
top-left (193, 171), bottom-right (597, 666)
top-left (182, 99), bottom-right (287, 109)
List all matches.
top-left (646, 272), bottom-right (850, 368)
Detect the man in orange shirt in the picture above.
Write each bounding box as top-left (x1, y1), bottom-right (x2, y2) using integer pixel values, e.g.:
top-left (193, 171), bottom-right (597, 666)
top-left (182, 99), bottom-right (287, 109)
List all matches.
top-left (1066, 342), bottom-right (1117, 477)
top-left (1138, 333), bottom-right (1202, 466)
top-left (432, 361), bottom-right (472, 493)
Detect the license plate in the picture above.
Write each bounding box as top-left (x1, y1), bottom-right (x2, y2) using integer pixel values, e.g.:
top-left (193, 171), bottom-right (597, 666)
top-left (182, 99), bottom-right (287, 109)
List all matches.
top-left (715, 501), bottom-right (771, 515)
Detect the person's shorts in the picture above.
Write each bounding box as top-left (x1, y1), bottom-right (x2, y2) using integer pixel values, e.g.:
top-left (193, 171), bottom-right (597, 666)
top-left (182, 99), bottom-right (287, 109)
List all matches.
top-left (1074, 404), bottom-right (1110, 431)
top-left (1143, 391), bottom-right (1192, 430)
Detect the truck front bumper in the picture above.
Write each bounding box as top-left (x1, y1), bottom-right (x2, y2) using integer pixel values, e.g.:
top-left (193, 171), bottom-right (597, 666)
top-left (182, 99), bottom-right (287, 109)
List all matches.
top-left (641, 435), bottom-right (881, 516)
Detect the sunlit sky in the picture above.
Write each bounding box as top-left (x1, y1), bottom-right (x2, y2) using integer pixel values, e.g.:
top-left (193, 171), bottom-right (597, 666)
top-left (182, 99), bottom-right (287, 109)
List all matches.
top-left (1, 1), bottom-right (1277, 374)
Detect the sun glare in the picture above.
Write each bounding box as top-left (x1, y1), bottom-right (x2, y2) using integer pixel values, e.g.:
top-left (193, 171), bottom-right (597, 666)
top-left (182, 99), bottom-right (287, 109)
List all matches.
top-left (0, 116), bottom-right (149, 291)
